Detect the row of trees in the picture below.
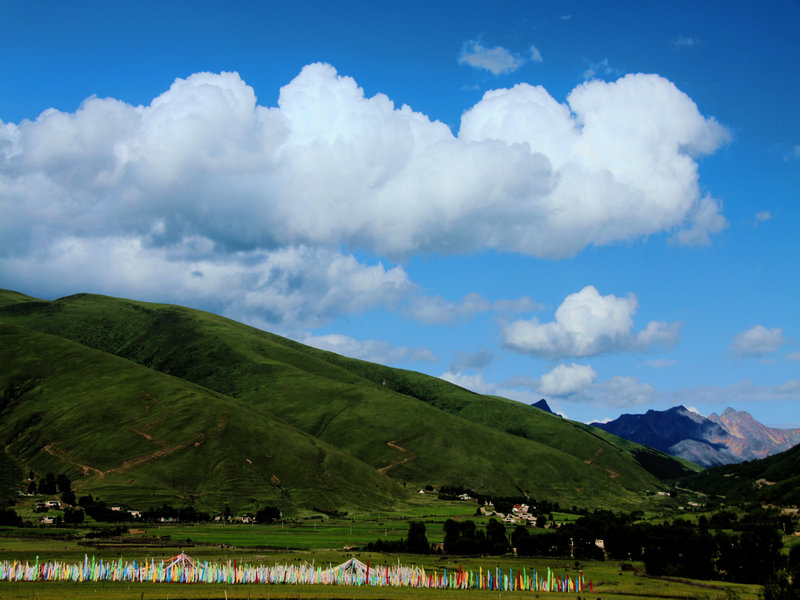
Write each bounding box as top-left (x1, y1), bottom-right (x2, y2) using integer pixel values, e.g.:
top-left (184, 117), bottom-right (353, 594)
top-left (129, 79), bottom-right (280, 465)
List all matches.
top-left (27, 471), bottom-right (76, 505)
top-left (365, 508), bottom-right (793, 587)
top-left (515, 509), bottom-right (790, 585)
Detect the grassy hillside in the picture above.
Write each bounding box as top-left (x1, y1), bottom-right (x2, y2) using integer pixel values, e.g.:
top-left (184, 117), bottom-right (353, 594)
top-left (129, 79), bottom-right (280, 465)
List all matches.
top-left (0, 289), bottom-right (42, 308)
top-left (0, 290), bottom-right (690, 511)
top-left (680, 442), bottom-right (800, 505)
top-left (0, 323), bottom-right (401, 513)
top-left (278, 354), bottom-right (700, 481)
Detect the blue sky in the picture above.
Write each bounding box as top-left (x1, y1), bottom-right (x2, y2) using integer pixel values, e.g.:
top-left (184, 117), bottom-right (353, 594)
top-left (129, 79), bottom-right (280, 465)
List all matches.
top-left (2, 1), bottom-right (798, 426)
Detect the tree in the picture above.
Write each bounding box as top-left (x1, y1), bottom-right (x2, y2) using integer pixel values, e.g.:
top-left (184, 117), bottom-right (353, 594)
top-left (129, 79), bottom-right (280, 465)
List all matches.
top-left (63, 507), bottom-right (84, 524)
top-left (486, 518), bottom-right (509, 554)
top-left (699, 515), bottom-right (709, 536)
top-left (406, 521), bottom-right (430, 554)
top-left (256, 506), bottom-right (281, 524)
top-left (511, 524), bottom-right (530, 553)
top-left (0, 508), bottom-right (21, 526)
top-left (56, 474), bottom-right (71, 494)
top-left (38, 473), bottom-right (57, 495)
top-left (61, 488), bottom-right (76, 506)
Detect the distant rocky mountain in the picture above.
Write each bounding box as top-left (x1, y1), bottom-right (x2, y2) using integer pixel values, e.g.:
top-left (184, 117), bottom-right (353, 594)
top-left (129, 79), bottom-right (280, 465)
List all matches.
top-left (708, 407), bottom-right (800, 460)
top-left (591, 406), bottom-right (800, 468)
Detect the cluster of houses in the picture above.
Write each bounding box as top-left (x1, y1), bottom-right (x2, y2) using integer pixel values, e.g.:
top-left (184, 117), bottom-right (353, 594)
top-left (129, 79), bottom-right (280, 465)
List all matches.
top-left (481, 503), bottom-right (539, 526)
top-left (36, 503), bottom-right (144, 525)
top-left (468, 500), bottom-right (542, 527)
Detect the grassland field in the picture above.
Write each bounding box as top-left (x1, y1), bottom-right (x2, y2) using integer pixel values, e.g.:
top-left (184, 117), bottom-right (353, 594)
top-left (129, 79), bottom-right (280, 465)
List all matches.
top-left (0, 496), bottom-right (766, 600)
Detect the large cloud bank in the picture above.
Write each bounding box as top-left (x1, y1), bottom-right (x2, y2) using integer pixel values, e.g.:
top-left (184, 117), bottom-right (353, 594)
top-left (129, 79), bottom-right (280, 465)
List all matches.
top-left (1, 64), bottom-right (728, 326)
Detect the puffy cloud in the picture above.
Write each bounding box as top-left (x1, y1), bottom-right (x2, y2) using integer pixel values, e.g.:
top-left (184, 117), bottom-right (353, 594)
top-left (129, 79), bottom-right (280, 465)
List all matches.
top-left (0, 235), bottom-right (412, 331)
top-left (1, 64), bottom-right (729, 324)
top-left (670, 195), bottom-right (727, 246)
top-left (496, 368), bottom-right (657, 409)
top-left (574, 376), bottom-right (660, 407)
top-left (2, 65), bottom-right (728, 260)
top-left (439, 371), bottom-right (497, 395)
top-left (529, 46), bottom-right (544, 63)
top-left (502, 286), bottom-right (681, 358)
top-left (459, 73), bottom-right (729, 254)
top-left (458, 41), bottom-right (526, 74)
top-left (539, 363), bottom-right (597, 396)
top-left (730, 325), bottom-right (786, 357)
top-left (300, 333), bottom-right (436, 365)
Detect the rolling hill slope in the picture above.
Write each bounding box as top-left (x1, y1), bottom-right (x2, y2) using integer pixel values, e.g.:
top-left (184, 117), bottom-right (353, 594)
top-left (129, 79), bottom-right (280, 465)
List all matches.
top-left (679, 442), bottom-right (800, 506)
top-left (0, 290), bottom-right (692, 511)
top-left (0, 322), bottom-right (401, 513)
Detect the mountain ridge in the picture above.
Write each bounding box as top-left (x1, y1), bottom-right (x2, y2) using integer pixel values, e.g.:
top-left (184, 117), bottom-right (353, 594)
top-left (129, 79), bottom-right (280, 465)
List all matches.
top-left (0, 289), bottom-right (693, 513)
top-left (592, 405), bottom-right (800, 468)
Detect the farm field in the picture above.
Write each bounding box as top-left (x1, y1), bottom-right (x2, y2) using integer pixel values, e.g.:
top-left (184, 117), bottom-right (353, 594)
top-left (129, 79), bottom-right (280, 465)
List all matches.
top-left (0, 514), bottom-right (763, 600)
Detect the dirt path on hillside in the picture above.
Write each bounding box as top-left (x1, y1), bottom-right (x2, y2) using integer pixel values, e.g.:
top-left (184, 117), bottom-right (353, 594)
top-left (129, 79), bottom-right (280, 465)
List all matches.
top-left (378, 440), bottom-right (416, 474)
top-left (40, 406), bottom-right (227, 481)
top-left (103, 440), bottom-right (197, 477)
top-left (44, 427), bottom-right (209, 480)
top-left (43, 444), bottom-right (105, 478)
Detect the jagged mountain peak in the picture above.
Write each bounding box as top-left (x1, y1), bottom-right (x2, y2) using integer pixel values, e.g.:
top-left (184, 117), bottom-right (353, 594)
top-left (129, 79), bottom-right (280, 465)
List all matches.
top-left (592, 405), bottom-right (800, 468)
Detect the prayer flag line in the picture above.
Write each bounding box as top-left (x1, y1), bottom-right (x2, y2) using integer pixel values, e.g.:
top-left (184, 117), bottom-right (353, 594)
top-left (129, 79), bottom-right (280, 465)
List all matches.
top-left (0, 554), bottom-right (590, 592)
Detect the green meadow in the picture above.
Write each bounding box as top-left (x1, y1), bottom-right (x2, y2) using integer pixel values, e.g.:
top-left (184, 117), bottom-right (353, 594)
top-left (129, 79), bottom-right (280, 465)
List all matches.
top-left (0, 517), bottom-right (763, 600)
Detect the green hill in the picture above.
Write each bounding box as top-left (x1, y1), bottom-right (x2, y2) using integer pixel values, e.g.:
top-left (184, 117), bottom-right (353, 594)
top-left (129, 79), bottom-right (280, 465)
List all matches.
top-left (0, 322), bottom-right (401, 513)
top-left (0, 290), bottom-right (692, 513)
top-left (680, 442), bottom-right (800, 505)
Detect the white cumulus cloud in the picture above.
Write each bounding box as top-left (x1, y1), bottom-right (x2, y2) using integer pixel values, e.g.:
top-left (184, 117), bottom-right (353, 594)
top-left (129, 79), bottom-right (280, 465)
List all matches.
top-left (502, 285), bottom-right (681, 358)
top-left (1, 64), bottom-right (729, 325)
top-left (539, 363), bottom-right (597, 396)
top-left (730, 325), bottom-right (786, 357)
top-left (0, 235), bottom-right (412, 331)
top-left (498, 369), bottom-right (658, 409)
top-left (576, 376), bottom-right (659, 407)
top-left (439, 371), bottom-right (497, 395)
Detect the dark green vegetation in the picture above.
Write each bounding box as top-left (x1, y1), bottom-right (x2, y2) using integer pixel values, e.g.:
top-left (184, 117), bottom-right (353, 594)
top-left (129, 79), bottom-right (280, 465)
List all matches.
top-left (2, 289), bottom-right (692, 516)
top-left (681, 442), bottom-right (800, 506)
